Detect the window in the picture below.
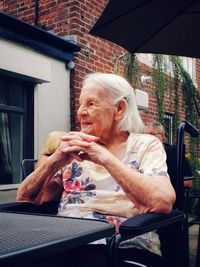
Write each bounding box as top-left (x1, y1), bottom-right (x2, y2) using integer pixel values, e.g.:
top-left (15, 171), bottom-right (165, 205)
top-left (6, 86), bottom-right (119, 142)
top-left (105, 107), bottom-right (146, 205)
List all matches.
top-left (0, 76), bottom-right (34, 184)
top-left (181, 57), bottom-right (195, 82)
top-left (164, 113), bottom-right (174, 145)
top-left (138, 54), bottom-right (196, 83)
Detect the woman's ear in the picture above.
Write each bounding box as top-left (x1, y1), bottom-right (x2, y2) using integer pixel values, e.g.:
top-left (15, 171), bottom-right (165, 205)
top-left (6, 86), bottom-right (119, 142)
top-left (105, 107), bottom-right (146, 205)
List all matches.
top-left (114, 99), bottom-right (126, 121)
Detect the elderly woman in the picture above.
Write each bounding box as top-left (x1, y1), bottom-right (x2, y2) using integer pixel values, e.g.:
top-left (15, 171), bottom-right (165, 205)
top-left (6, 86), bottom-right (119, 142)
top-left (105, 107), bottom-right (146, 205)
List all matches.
top-left (144, 121), bottom-right (166, 144)
top-left (17, 73), bottom-right (175, 261)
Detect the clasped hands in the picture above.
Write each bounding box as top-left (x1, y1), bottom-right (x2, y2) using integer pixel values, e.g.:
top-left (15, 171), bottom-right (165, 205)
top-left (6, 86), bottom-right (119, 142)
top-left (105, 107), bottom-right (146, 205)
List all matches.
top-left (53, 131), bottom-right (111, 166)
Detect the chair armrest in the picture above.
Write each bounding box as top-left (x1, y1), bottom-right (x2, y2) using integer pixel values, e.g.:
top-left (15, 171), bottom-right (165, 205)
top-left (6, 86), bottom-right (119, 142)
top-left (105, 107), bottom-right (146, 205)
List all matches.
top-left (0, 201), bottom-right (59, 214)
top-left (119, 210), bottom-right (184, 240)
top-left (0, 202), bottom-right (36, 212)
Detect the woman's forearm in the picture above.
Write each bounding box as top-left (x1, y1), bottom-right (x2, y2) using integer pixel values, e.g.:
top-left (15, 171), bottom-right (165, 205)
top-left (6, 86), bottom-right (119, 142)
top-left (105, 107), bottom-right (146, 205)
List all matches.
top-left (17, 156), bottom-right (64, 203)
top-left (102, 154), bottom-right (176, 214)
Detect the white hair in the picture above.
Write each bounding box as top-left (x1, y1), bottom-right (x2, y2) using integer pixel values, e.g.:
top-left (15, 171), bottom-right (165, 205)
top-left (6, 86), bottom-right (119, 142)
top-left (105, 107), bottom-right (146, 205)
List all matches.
top-left (82, 72), bottom-right (144, 133)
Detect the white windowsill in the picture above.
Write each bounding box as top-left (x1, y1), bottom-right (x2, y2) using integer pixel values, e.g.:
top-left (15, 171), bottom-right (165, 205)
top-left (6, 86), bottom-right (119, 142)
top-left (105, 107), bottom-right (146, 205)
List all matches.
top-left (0, 184), bottom-right (19, 191)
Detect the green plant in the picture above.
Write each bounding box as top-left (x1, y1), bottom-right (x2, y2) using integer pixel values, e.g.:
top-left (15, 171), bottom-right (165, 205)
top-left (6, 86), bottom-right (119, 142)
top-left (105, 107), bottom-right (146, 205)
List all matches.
top-left (124, 53), bottom-right (141, 88)
top-left (113, 52), bottom-right (141, 88)
top-left (169, 57), bottom-right (199, 193)
top-left (113, 53), bottom-right (198, 132)
top-left (115, 52), bottom-right (200, 214)
top-left (187, 153), bottom-right (200, 188)
top-left (186, 153), bottom-right (200, 215)
top-left (152, 55), bottom-right (168, 125)
top-left (169, 56), bottom-right (196, 125)
top-left (169, 57), bottom-right (180, 131)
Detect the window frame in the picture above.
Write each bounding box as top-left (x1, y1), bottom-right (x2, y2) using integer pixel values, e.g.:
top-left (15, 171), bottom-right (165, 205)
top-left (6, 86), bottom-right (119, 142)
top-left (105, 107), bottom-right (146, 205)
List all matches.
top-left (0, 75), bottom-right (34, 184)
top-left (164, 113), bottom-right (174, 145)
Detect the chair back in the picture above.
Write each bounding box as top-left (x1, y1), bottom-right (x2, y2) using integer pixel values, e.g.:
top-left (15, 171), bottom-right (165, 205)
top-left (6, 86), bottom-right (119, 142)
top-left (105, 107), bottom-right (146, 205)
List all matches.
top-left (165, 144), bottom-right (185, 210)
top-left (159, 121), bottom-right (199, 267)
top-left (176, 121), bottom-right (199, 210)
top-left (165, 121), bottom-right (199, 211)
top-left (21, 159), bottom-right (38, 178)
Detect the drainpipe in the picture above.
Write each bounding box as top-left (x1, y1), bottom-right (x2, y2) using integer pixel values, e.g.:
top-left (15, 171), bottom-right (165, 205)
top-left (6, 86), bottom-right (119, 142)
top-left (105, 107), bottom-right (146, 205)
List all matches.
top-left (35, 0), bottom-right (39, 26)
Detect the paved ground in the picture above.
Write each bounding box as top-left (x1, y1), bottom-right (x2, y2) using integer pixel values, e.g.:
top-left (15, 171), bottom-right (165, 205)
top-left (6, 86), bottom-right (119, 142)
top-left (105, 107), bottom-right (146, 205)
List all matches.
top-left (189, 223), bottom-right (199, 267)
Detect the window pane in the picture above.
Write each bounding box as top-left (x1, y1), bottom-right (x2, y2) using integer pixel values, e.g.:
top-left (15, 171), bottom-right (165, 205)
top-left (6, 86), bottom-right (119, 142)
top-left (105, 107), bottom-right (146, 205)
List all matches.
top-left (0, 76), bottom-right (34, 185)
top-left (0, 80), bottom-right (24, 108)
top-left (0, 112), bottom-right (23, 184)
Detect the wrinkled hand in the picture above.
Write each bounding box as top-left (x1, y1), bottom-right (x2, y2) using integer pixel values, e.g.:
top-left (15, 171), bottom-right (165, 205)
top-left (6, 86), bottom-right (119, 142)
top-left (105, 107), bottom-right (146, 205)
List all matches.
top-left (51, 132), bottom-right (99, 167)
top-left (61, 132), bottom-right (111, 165)
top-left (52, 140), bottom-right (80, 165)
top-left (78, 141), bottom-right (112, 165)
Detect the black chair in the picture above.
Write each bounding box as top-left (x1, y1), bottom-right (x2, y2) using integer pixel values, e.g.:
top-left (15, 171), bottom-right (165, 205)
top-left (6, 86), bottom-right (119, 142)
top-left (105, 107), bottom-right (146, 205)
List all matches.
top-left (111, 121), bottom-right (199, 267)
top-left (21, 159), bottom-right (38, 178)
top-left (0, 121), bottom-right (199, 267)
top-left (0, 158), bottom-right (59, 215)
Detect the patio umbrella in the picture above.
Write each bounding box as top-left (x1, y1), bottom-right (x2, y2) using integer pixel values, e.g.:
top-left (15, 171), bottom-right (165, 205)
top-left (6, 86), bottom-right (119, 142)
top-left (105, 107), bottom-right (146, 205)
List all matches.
top-left (90, 0), bottom-right (200, 58)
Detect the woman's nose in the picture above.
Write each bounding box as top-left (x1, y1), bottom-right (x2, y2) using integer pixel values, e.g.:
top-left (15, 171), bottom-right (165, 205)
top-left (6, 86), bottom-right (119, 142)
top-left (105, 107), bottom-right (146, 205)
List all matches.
top-left (77, 105), bottom-right (88, 116)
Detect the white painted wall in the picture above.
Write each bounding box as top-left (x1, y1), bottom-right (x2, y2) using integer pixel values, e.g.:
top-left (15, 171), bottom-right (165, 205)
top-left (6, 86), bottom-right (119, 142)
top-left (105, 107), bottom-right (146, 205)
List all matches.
top-left (0, 38), bottom-right (51, 82)
top-left (0, 38), bottom-right (71, 187)
top-left (34, 60), bottom-right (70, 158)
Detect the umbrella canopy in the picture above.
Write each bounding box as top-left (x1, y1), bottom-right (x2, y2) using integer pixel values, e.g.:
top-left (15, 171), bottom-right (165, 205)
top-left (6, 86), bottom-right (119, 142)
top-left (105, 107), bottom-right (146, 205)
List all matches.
top-left (90, 0), bottom-right (200, 58)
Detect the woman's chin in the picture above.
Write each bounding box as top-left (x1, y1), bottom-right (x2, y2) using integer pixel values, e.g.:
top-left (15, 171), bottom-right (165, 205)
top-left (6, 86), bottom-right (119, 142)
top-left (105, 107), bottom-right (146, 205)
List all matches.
top-left (81, 128), bottom-right (95, 135)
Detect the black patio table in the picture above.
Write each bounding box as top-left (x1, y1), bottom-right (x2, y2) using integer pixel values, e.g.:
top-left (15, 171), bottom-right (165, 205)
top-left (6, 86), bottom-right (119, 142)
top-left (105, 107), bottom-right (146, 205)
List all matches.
top-left (0, 211), bottom-right (115, 265)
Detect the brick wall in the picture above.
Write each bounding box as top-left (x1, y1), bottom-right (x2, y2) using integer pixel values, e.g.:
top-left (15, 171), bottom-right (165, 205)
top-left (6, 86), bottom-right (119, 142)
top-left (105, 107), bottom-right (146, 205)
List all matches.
top-left (0, 0), bottom-right (199, 132)
top-left (196, 60), bottom-right (200, 91)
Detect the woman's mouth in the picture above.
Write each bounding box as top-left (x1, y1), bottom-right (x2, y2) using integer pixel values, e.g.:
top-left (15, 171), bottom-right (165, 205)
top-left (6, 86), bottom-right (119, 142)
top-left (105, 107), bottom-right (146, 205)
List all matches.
top-left (81, 122), bottom-right (92, 127)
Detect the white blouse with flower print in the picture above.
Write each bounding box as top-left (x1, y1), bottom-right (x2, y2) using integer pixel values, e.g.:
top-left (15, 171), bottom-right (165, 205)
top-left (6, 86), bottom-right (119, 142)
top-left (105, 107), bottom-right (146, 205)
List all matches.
top-left (56, 133), bottom-right (169, 256)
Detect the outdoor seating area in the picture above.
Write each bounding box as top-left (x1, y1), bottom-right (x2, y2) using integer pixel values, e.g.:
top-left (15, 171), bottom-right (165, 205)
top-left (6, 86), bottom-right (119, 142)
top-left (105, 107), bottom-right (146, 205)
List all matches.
top-left (0, 1), bottom-right (200, 267)
top-left (0, 207), bottom-right (199, 266)
top-left (0, 212), bottom-right (115, 266)
top-left (0, 120), bottom-right (199, 267)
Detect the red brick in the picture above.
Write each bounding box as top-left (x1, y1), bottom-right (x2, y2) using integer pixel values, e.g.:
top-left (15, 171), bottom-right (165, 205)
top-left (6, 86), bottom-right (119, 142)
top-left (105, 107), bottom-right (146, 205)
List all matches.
top-left (1, 0), bottom-right (199, 133)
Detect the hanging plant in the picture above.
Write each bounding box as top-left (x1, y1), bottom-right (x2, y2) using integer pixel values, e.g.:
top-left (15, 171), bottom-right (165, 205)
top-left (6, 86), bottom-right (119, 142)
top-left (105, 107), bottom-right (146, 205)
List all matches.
top-left (169, 56), bottom-right (196, 125)
top-left (114, 52), bottom-right (199, 198)
top-left (113, 52), bottom-right (141, 88)
top-left (113, 53), bottom-right (197, 130)
top-left (169, 57), bottom-right (180, 131)
top-left (152, 54), bottom-right (168, 125)
top-left (124, 53), bottom-right (141, 88)
top-left (169, 56), bottom-right (200, 196)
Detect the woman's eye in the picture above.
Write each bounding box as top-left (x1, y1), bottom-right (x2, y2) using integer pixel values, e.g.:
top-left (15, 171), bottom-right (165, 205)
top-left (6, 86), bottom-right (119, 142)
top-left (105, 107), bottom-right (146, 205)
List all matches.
top-left (88, 102), bottom-right (94, 106)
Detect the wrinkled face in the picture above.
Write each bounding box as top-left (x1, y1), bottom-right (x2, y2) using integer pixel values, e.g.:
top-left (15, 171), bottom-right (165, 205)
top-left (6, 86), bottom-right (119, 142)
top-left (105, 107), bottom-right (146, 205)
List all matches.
top-left (145, 127), bottom-right (164, 143)
top-left (77, 81), bottom-right (116, 139)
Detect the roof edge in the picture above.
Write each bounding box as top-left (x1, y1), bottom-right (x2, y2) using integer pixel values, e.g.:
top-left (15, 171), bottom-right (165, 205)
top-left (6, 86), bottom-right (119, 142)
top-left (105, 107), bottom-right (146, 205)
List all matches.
top-left (0, 12), bottom-right (80, 62)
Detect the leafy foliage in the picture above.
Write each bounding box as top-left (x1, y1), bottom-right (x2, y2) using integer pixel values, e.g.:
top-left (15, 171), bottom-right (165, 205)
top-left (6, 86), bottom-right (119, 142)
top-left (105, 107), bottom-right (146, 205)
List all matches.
top-left (113, 52), bottom-right (200, 203)
top-left (124, 53), bottom-right (141, 89)
top-left (169, 56), bottom-right (196, 125)
top-left (152, 55), bottom-right (168, 125)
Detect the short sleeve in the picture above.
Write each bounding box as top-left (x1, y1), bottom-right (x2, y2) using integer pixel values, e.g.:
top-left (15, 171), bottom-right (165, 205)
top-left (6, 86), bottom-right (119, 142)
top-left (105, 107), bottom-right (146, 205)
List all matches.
top-left (137, 135), bottom-right (169, 178)
top-left (139, 138), bottom-right (168, 177)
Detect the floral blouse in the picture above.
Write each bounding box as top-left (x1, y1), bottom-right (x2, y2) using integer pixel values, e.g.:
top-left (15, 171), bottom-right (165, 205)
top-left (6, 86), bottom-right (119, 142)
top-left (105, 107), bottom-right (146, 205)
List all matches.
top-left (56, 133), bottom-right (169, 256)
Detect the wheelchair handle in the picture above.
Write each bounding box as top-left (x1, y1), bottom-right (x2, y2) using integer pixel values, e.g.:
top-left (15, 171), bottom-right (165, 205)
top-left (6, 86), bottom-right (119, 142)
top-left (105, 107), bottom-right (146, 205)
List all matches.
top-left (178, 121), bottom-right (199, 138)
